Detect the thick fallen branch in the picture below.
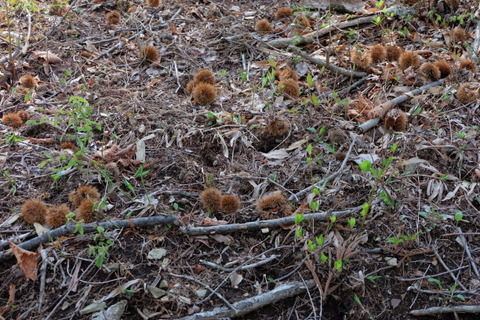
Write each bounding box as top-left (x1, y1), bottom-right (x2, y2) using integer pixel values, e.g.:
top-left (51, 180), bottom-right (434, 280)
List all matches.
top-left (288, 45), bottom-right (366, 78)
top-left (176, 279), bottom-right (316, 320)
top-left (265, 6), bottom-right (408, 49)
top-left (0, 216), bottom-right (177, 262)
top-left (181, 206), bottom-right (361, 236)
top-left (359, 78), bottom-right (445, 132)
top-left (410, 305), bottom-right (480, 316)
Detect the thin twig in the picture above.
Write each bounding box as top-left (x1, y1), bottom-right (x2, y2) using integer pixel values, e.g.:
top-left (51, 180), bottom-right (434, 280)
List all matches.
top-left (288, 45), bottom-right (366, 78)
top-left (288, 136), bottom-right (357, 201)
top-left (170, 273), bottom-right (237, 311)
top-left (175, 280), bottom-right (316, 320)
top-left (181, 206), bottom-right (361, 236)
top-left (410, 305), bottom-right (480, 316)
top-left (359, 78), bottom-right (446, 131)
top-left (200, 254), bottom-right (280, 272)
top-left (457, 227), bottom-right (480, 278)
top-left (433, 247), bottom-right (467, 291)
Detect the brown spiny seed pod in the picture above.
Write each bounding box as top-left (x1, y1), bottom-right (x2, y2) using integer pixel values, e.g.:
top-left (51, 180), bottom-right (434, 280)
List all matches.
top-left (351, 48), bottom-right (372, 70)
top-left (2, 113), bottom-right (23, 128)
top-left (19, 75), bottom-right (38, 89)
top-left (199, 188), bottom-right (222, 212)
top-left (370, 44), bottom-right (387, 63)
top-left (21, 199), bottom-right (48, 224)
top-left (186, 80), bottom-right (197, 95)
top-left (279, 67), bottom-right (298, 82)
top-left (46, 203), bottom-right (70, 228)
top-left (106, 10), bottom-right (121, 25)
top-left (452, 27), bottom-right (469, 43)
top-left (384, 109), bottom-right (408, 131)
top-left (220, 195), bottom-right (241, 214)
top-left (60, 142), bottom-right (78, 151)
top-left (267, 116), bottom-right (290, 137)
top-left (256, 19), bottom-right (273, 34)
top-left (456, 83), bottom-right (479, 104)
top-left (399, 51), bottom-right (421, 70)
top-left (278, 79), bottom-right (299, 98)
top-left (140, 45), bottom-right (159, 62)
top-left (435, 60), bottom-right (452, 78)
top-left (275, 7), bottom-right (293, 19)
top-left (76, 199), bottom-right (98, 223)
top-left (256, 191), bottom-right (291, 219)
top-left (69, 186), bottom-right (100, 208)
top-left (420, 62), bottom-right (441, 81)
top-left (17, 110), bottom-right (30, 122)
top-left (146, 0), bottom-right (162, 8)
top-left (194, 69), bottom-right (215, 85)
top-left (295, 14), bottom-right (311, 28)
top-left (193, 82), bottom-right (217, 105)
top-left (386, 46), bottom-right (402, 62)
top-left (459, 59), bottom-right (477, 73)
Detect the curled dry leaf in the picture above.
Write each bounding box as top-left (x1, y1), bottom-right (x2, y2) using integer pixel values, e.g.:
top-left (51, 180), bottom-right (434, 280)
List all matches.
top-left (9, 242), bottom-right (40, 280)
top-left (31, 51), bottom-right (63, 64)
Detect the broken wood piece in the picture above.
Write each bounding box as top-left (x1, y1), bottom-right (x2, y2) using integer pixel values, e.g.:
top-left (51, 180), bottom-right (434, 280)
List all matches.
top-left (176, 279), bottom-right (316, 320)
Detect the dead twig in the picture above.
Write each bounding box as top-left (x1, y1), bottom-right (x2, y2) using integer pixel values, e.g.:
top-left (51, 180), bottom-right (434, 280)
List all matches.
top-left (0, 216), bottom-right (177, 262)
top-left (410, 305), bottom-right (480, 316)
top-left (359, 78), bottom-right (445, 132)
top-left (181, 206), bottom-right (362, 236)
top-left (288, 45), bottom-right (366, 78)
top-left (175, 279), bottom-right (315, 320)
top-left (289, 136), bottom-right (357, 201)
top-left (456, 227), bottom-right (480, 278)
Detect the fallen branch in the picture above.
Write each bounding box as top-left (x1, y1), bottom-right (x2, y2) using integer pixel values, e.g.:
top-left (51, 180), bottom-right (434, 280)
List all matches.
top-left (410, 305), bottom-right (480, 316)
top-left (265, 6), bottom-right (408, 49)
top-left (181, 206), bottom-right (362, 236)
top-left (359, 78), bottom-right (445, 132)
top-left (288, 45), bottom-right (366, 78)
top-left (175, 279), bottom-right (316, 320)
top-left (0, 216), bottom-right (177, 262)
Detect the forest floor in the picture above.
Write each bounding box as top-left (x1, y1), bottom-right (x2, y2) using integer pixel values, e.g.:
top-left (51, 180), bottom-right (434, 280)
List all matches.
top-left (1, 0), bottom-right (480, 319)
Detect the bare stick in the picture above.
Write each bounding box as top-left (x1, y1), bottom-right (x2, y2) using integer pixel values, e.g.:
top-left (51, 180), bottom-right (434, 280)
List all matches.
top-left (359, 78), bottom-right (445, 132)
top-left (288, 136), bottom-right (357, 201)
top-left (288, 45), bottom-right (366, 78)
top-left (175, 279), bottom-right (315, 320)
top-left (170, 273), bottom-right (237, 311)
top-left (0, 216), bottom-right (177, 262)
top-left (457, 227), bottom-right (480, 278)
top-left (181, 206), bottom-right (361, 236)
top-left (472, 18), bottom-right (480, 62)
top-left (433, 248), bottom-right (467, 291)
top-left (37, 249), bottom-right (49, 312)
top-left (200, 254), bottom-right (280, 272)
top-left (410, 305), bottom-right (480, 316)
top-left (266, 15), bottom-right (382, 49)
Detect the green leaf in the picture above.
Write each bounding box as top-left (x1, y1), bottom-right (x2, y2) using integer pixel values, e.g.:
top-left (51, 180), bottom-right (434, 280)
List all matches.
top-left (268, 58), bottom-right (277, 68)
top-left (454, 211), bottom-right (463, 222)
top-left (348, 217), bottom-right (356, 228)
top-left (320, 253), bottom-right (327, 263)
top-left (295, 213), bottom-right (304, 225)
top-left (359, 160), bottom-right (372, 173)
top-left (316, 235), bottom-right (324, 247)
top-left (306, 144), bottom-right (313, 154)
top-left (334, 259), bottom-right (343, 271)
top-left (427, 278), bottom-right (442, 289)
top-left (353, 293), bottom-right (361, 305)
top-left (367, 275), bottom-right (381, 283)
top-left (295, 228), bottom-right (303, 238)
top-left (306, 73), bottom-right (314, 87)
